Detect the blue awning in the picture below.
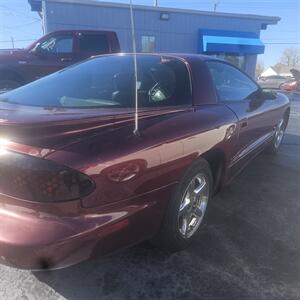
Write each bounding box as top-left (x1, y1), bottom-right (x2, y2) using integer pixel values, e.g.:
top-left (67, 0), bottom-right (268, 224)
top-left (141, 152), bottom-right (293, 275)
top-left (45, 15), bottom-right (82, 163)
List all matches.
top-left (198, 29), bottom-right (265, 55)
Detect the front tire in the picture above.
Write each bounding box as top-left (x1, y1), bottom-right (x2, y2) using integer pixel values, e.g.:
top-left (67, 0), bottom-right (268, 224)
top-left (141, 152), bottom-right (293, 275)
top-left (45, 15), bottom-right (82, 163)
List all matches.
top-left (267, 116), bottom-right (288, 154)
top-left (154, 158), bottom-right (213, 252)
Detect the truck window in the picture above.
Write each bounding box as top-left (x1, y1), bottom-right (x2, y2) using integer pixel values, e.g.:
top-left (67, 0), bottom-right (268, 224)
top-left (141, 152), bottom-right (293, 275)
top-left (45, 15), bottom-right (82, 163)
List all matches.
top-left (79, 33), bottom-right (109, 53)
top-left (39, 35), bottom-right (73, 54)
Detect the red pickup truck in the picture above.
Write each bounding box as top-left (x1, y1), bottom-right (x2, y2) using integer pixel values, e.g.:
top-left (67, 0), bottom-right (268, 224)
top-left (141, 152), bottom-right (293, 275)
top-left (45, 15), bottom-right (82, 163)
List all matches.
top-left (0, 30), bottom-right (120, 92)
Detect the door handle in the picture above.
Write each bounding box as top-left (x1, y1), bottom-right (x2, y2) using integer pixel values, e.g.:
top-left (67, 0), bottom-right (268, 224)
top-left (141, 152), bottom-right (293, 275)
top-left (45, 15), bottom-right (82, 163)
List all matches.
top-left (61, 57), bottom-right (72, 62)
top-left (240, 119), bottom-right (248, 128)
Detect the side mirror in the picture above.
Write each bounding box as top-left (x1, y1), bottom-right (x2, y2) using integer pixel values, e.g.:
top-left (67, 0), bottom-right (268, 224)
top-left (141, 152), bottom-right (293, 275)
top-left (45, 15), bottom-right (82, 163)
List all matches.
top-left (248, 89), bottom-right (276, 111)
top-left (260, 89), bottom-right (277, 100)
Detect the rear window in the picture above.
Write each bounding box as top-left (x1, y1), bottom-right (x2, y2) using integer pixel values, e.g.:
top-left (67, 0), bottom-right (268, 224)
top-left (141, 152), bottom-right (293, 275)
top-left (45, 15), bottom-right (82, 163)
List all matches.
top-left (79, 33), bottom-right (109, 53)
top-left (0, 55), bottom-right (192, 108)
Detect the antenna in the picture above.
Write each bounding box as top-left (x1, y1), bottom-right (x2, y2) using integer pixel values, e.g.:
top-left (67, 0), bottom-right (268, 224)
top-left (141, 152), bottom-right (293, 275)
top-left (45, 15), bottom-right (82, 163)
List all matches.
top-left (213, 2), bottom-right (220, 12)
top-left (129, 0), bottom-right (139, 136)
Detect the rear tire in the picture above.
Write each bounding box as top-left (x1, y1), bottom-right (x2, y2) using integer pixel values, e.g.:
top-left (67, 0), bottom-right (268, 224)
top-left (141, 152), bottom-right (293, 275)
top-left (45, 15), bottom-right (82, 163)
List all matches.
top-left (153, 158), bottom-right (213, 252)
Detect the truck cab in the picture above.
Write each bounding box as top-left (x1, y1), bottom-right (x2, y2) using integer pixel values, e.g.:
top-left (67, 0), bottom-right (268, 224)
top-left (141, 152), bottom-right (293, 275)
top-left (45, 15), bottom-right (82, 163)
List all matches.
top-left (0, 30), bottom-right (120, 92)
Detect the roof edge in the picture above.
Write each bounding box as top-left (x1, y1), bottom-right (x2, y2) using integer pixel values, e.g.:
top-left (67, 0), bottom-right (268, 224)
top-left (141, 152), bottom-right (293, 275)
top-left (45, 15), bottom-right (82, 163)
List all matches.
top-left (31, 0), bottom-right (280, 24)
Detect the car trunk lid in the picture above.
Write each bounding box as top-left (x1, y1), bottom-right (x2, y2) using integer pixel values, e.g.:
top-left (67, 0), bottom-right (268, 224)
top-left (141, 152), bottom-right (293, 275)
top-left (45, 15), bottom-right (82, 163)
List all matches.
top-left (0, 102), bottom-right (133, 157)
top-left (0, 102), bottom-right (188, 157)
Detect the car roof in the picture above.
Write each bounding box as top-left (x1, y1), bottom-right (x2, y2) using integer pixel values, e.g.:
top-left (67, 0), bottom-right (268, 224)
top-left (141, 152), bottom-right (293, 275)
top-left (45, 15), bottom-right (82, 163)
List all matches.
top-left (91, 52), bottom-right (221, 63)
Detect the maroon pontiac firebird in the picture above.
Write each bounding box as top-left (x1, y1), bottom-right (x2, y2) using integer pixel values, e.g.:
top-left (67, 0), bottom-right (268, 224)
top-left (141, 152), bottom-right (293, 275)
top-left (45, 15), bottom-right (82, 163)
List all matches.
top-left (0, 54), bottom-right (290, 270)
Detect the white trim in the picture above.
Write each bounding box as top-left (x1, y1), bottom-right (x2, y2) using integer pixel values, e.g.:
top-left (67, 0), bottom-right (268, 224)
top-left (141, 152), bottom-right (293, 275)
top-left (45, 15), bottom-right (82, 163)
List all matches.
top-left (230, 131), bottom-right (274, 167)
top-left (43, 0), bottom-right (280, 24)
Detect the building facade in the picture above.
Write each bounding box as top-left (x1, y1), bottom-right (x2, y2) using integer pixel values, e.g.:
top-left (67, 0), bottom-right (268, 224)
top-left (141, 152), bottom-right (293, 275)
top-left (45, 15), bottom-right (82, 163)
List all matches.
top-left (29, 0), bottom-right (280, 78)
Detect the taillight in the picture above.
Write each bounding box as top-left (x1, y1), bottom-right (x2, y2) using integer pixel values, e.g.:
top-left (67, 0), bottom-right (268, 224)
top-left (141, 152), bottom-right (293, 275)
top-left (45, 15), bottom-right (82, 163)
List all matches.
top-left (0, 150), bottom-right (95, 202)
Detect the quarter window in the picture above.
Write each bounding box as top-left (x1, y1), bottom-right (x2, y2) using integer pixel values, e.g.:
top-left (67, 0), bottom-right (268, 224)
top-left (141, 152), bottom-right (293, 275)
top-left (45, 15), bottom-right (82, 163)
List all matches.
top-left (207, 61), bottom-right (259, 102)
top-left (78, 33), bottom-right (109, 53)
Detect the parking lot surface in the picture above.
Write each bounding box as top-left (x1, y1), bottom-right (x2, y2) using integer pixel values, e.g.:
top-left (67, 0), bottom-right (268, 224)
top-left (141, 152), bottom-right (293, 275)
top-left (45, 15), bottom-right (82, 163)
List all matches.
top-left (0, 99), bottom-right (299, 300)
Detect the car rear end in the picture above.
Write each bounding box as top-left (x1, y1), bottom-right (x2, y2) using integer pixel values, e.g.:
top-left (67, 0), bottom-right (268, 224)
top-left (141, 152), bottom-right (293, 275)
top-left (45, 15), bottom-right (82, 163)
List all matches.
top-left (280, 79), bottom-right (300, 91)
top-left (0, 139), bottom-right (102, 269)
top-left (0, 53), bottom-right (190, 269)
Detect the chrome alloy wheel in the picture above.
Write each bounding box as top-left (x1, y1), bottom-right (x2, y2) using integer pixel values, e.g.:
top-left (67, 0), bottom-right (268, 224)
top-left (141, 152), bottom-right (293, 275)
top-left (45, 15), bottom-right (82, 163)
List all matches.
top-left (178, 173), bottom-right (209, 239)
top-left (274, 118), bottom-right (285, 149)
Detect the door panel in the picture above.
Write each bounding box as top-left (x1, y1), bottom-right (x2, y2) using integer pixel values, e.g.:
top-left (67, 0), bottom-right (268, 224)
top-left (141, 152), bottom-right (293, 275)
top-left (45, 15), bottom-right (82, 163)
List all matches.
top-left (225, 99), bottom-right (275, 165)
top-left (206, 60), bottom-right (276, 174)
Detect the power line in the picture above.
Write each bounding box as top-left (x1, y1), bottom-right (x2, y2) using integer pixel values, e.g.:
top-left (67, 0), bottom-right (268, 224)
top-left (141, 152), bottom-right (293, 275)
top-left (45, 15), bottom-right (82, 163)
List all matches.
top-left (0, 4), bottom-right (40, 21)
top-left (264, 42), bottom-right (300, 44)
top-left (262, 36), bottom-right (300, 43)
top-left (0, 38), bottom-right (37, 43)
top-left (2, 20), bottom-right (41, 30)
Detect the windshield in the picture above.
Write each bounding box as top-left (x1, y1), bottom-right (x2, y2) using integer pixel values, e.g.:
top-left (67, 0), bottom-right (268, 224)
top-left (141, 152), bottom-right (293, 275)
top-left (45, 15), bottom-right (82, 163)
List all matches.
top-left (0, 55), bottom-right (191, 109)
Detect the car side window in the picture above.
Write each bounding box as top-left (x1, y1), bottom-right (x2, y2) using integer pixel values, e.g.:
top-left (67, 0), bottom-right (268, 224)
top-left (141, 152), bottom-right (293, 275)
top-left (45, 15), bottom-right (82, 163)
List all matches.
top-left (39, 35), bottom-right (73, 54)
top-left (207, 61), bottom-right (259, 102)
top-left (79, 33), bottom-right (109, 53)
top-left (137, 57), bottom-right (192, 107)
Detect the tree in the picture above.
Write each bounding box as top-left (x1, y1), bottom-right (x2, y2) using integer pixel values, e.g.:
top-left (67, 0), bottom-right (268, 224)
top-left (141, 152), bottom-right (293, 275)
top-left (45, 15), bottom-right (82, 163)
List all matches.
top-left (272, 62), bottom-right (284, 73)
top-left (255, 59), bottom-right (264, 78)
top-left (280, 47), bottom-right (300, 67)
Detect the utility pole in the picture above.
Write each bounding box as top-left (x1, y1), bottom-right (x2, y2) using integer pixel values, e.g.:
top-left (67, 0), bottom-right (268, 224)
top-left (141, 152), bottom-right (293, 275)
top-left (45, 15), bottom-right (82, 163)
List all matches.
top-left (10, 37), bottom-right (14, 49)
top-left (214, 1), bottom-right (220, 12)
top-left (154, 0), bottom-right (158, 7)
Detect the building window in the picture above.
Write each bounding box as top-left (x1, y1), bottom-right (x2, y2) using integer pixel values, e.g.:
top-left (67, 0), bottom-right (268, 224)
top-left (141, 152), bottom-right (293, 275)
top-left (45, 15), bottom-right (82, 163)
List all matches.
top-left (214, 54), bottom-right (246, 71)
top-left (141, 36), bottom-right (156, 53)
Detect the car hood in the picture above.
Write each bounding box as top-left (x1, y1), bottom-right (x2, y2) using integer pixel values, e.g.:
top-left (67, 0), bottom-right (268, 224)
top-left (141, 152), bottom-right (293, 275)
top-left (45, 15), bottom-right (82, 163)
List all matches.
top-left (0, 48), bottom-right (28, 61)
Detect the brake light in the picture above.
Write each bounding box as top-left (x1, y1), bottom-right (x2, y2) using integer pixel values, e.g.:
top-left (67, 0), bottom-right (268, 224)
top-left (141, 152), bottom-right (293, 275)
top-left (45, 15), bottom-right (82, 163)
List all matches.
top-left (288, 81), bottom-right (297, 87)
top-left (0, 150), bottom-right (95, 202)
top-left (281, 80), bottom-right (299, 90)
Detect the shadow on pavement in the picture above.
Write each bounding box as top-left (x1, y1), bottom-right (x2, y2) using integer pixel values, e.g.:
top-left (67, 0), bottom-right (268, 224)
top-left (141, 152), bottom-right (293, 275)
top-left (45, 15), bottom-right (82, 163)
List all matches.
top-left (34, 134), bottom-right (300, 300)
top-left (283, 133), bottom-right (300, 145)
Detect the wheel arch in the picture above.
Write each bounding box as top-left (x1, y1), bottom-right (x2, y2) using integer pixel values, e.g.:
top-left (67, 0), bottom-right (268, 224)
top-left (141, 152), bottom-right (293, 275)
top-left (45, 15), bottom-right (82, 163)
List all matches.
top-left (200, 148), bottom-right (226, 194)
top-left (283, 106), bottom-right (291, 129)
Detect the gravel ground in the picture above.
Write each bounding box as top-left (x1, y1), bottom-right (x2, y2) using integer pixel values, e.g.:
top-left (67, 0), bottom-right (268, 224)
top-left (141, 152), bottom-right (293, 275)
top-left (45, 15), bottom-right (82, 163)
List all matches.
top-left (0, 99), bottom-right (299, 300)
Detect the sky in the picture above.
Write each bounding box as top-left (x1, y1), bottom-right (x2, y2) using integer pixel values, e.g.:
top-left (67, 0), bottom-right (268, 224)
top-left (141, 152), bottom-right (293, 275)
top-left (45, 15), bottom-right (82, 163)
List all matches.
top-left (0, 0), bottom-right (299, 68)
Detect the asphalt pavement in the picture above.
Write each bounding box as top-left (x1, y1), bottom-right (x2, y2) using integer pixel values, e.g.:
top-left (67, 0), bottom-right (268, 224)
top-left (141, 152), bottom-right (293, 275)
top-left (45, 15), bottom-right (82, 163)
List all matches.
top-left (0, 99), bottom-right (299, 300)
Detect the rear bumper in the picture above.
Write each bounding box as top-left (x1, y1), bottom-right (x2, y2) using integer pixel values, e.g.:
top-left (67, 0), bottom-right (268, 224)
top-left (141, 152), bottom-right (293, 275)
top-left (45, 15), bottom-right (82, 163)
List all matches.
top-left (0, 204), bottom-right (130, 270)
top-left (0, 185), bottom-right (172, 270)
